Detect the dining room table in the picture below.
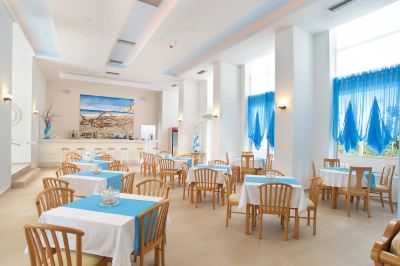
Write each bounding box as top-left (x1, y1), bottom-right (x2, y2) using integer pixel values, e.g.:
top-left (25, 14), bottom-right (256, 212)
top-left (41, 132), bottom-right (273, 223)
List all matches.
top-left (233, 157), bottom-right (266, 168)
top-left (237, 175), bottom-right (307, 239)
top-left (170, 157), bottom-right (193, 168)
top-left (72, 159), bottom-right (112, 171)
top-left (318, 167), bottom-right (377, 209)
top-left (38, 193), bottom-right (163, 266)
top-left (59, 170), bottom-right (127, 197)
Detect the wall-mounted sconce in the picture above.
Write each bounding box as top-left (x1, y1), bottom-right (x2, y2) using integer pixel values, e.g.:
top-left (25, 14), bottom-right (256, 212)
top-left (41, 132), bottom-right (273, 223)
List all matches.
top-left (178, 119), bottom-right (183, 123)
top-left (33, 109), bottom-right (39, 115)
top-left (212, 114), bottom-right (219, 119)
top-left (2, 94), bottom-right (12, 103)
top-left (278, 104), bottom-right (287, 110)
top-left (277, 99), bottom-right (288, 110)
top-left (202, 113), bottom-right (219, 120)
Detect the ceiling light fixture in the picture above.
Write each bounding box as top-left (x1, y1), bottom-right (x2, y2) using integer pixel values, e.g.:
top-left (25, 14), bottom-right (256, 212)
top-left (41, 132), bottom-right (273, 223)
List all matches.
top-left (105, 71), bottom-right (120, 76)
top-left (2, 94), bottom-right (12, 103)
top-left (327, 0), bottom-right (356, 12)
top-left (197, 70), bottom-right (207, 75)
top-left (109, 59), bottom-right (124, 64)
top-left (117, 39), bottom-right (136, 46)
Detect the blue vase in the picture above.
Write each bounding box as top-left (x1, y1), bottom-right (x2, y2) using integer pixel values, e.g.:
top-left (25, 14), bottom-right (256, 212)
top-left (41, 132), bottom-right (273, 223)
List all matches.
top-left (43, 122), bottom-right (52, 139)
top-left (193, 133), bottom-right (200, 152)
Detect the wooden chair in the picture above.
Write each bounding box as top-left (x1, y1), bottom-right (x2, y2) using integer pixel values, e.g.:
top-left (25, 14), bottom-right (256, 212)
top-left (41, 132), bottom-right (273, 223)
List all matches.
top-left (61, 161), bottom-right (76, 168)
top-left (144, 154), bottom-right (155, 177)
top-left (100, 154), bottom-right (114, 161)
top-left (224, 173), bottom-right (241, 227)
top-left (135, 200), bottom-right (169, 266)
top-left (240, 153), bottom-right (255, 182)
top-left (108, 160), bottom-right (121, 169)
top-left (159, 150), bottom-right (169, 154)
top-left (191, 152), bottom-right (204, 165)
top-left (314, 161), bottom-right (332, 200)
top-left (35, 187), bottom-right (75, 216)
top-left (257, 169), bottom-right (285, 176)
top-left (292, 177), bottom-right (323, 236)
top-left (266, 154), bottom-right (273, 170)
top-left (231, 166), bottom-right (240, 193)
top-left (120, 173), bottom-right (135, 194)
top-left (136, 179), bottom-right (169, 199)
top-left (323, 158), bottom-right (340, 167)
top-left (225, 152), bottom-right (230, 165)
top-left (181, 163), bottom-right (192, 200)
top-left (152, 155), bottom-right (162, 178)
top-left (24, 223), bottom-right (106, 266)
top-left (56, 166), bottom-right (80, 177)
top-left (159, 159), bottom-right (181, 189)
top-left (336, 166), bottom-right (373, 218)
top-left (371, 165), bottom-right (396, 213)
top-left (194, 168), bottom-right (218, 210)
top-left (139, 151), bottom-right (146, 174)
top-left (258, 183), bottom-right (293, 240)
top-left (371, 219), bottom-right (400, 266)
top-left (211, 159), bottom-right (228, 165)
top-left (42, 177), bottom-right (70, 189)
top-left (67, 153), bottom-right (82, 162)
top-left (109, 163), bottom-right (129, 172)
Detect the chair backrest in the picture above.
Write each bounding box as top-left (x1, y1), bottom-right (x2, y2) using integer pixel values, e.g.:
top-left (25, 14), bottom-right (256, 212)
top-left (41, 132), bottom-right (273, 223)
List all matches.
top-left (241, 151), bottom-right (253, 155)
top-left (138, 200), bottom-right (169, 256)
top-left (191, 152), bottom-right (204, 165)
top-left (109, 164), bottom-right (129, 172)
top-left (312, 161), bottom-right (316, 177)
top-left (100, 154), bottom-right (114, 161)
top-left (180, 154), bottom-right (191, 158)
top-left (35, 187), bottom-right (74, 216)
top-left (258, 183), bottom-right (293, 215)
top-left (136, 179), bottom-right (169, 199)
top-left (241, 154), bottom-right (255, 169)
top-left (108, 160), bottom-right (121, 169)
top-left (257, 169), bottom-right (285, 177)
top-left (347, 166), bottom-right (372, 192)
top-left (266, 154), bottom-right (273, 170)
top-left (225, 152), bottom-right (230, 165)
top-left (380, 164), bottom-right (396, 187)
top-left (66, 153), bottom-right (82, 162)
top-left (231, 166), bottom-right (239, 188)
top-left (194, 168), bottom-right (218, 191)
top-left (223, 173), bottom-right (233, 199)
top-left (181, 162), bottom-right (189, 182)
top-left (159, 159), bottom-right (175, 173)
top-left (56, 166), bottom-right (80, 177)
top-left (61, 161), bottom-right (76, 168)
top-left (309, 177), bottom-right (324, 207)
top-left (159, 150), bottom-right (169, 154)
top-left (42, 177), bottom-right (70, 189)
top-left (139, 151), bottom-right (146, 163)
top-left (323, 158), bottom-right (340, 167)
top-left (120, 173), bottom-right (135, 194)
top-left (24, 223), bottom-right (84, 266)
top-left (211, 160), bottom-right (228, 165)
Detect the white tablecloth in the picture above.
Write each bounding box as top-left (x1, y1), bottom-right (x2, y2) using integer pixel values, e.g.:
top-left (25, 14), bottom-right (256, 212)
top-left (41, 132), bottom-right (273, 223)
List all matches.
top-left (171, 158), bottom-right (193, 169)
top-left (39, 194), bottom-right (162, 266)
top-left (72, 161), bottom-right (112, 171)
top-left (60, 171), bottom-right (127, 197)
top-left (186, 166), bottom-right (231, 185)
top-left (237, 176), bottom-right (307, 212)
top-left (319, 168), bottom-right (370, 188)
top-left (233, 157), bottom-right (266, 168)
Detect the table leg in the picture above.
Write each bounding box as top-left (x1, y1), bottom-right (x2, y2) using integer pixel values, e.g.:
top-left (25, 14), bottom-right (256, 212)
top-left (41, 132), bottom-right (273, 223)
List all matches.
top-left (246, 203), bottom-right (250, 235)
top-left (294, 208), bottom-right (299, 240)
top-left (331, 187), bottom-right (337, 209)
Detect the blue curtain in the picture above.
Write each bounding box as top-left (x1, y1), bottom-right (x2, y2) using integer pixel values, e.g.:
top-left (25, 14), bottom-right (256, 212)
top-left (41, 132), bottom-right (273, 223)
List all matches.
top-left (332, 64), bottom-right (400, 153)
top-left (340, 102), bottom-right (359, 152)
top-left (267, 110), bottom-right (275, 148)
top-left (248, 92), bottom-right (275, 149)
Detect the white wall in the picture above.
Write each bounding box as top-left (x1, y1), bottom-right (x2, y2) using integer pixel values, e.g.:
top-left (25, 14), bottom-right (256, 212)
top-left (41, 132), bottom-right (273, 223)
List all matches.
top-left (31, 59), bottom-right (47, 167)
top-left (11, 24), bottom-right (33, 164)
top-left (275, 26), bottom-right (314, 187)
top-left (46, 80), bottom-right (160, 139)
top-left (158, 88), bottom-right (179, 151)
top-left (0, 4), bottom-right (13, 193)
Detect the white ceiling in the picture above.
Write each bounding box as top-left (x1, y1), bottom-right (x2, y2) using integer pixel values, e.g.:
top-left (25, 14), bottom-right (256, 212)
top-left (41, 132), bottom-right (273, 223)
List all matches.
top-left (4, 0), bottom-right (398, 90)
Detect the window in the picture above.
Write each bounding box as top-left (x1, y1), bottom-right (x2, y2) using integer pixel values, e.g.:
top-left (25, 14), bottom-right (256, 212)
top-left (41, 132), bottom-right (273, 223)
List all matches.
top-left (334, 1), bottom-right (400, 158)
top-left (246, 54), bottom-right (275, 157)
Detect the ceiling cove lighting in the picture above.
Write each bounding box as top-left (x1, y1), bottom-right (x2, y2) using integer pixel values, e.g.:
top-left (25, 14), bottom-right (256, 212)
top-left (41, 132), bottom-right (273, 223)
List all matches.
top-left (106, 0), bottom-right (177, 70)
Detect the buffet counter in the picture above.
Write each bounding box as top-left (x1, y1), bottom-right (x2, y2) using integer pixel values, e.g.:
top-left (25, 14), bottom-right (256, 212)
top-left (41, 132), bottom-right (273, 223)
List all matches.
top-left (39, 139), bottom-right (157, 167)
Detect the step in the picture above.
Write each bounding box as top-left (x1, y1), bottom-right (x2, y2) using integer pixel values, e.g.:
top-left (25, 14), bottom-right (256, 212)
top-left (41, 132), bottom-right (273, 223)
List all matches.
top-left (12, 168), bottom-right (41, 189)
top-left (11, 163), bottom-right (31, 179)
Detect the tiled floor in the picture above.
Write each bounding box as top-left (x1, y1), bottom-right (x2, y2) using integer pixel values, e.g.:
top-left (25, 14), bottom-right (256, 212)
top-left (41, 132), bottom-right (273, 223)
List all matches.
top-left (0, 166), bottom-right (396, 265)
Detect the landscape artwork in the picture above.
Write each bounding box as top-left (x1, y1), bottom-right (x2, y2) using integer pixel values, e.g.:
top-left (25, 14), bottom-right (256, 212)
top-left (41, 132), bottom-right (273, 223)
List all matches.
top-left (79, 94), bottom-right (134, 139)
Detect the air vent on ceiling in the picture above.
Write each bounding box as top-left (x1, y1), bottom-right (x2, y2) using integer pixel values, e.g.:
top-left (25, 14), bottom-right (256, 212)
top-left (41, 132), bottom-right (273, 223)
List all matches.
top-left (105, 71), bottom-right (119, 75)
top-left (138, 0), bottom-right (162, 7)
top-left (117, 39), bottom-right (136, 46)
top-left (171, 84), bottom-right (178, 87)
top-left (327, 0), bottom-right (356, 12)
top-left (197, 70), bottom-right (207, 75)
top-left (109, 59), bottom-right (124, 64)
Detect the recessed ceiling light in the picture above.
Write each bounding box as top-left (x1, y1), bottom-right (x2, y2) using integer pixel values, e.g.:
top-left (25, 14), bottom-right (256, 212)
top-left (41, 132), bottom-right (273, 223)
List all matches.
top-left (105, 71), bottom-right (119, 75)
top-left (171, 84), bottom-right (178, 87)
top-left (109, 59), bottom-right (124, 64)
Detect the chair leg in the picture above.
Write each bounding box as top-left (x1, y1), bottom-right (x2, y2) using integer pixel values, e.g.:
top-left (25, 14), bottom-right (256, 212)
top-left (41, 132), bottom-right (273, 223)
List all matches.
top-left (154, 246), bottom-right (160, 266)
top-left (389, 192), bottom-right (394, 213)
top-left (134, 255), bottom-right (137, 263)
top-left (313, 209), bottom-right (317, 236)
top-left (258, 212), bottom-right (263, 239)
top-left (182, 184), bottom-right (186, 200)
top-left (367, 196), bottom-right (371, 218)
top-left (161, 241), bottom-right (165, 266)
top-left (221, 188), bottom-right (225, 206)
top-left (284, 215), bottom-right (289, 241)
top-left (225, 202), bottom-right (229, 227)
top-left (140, 253), bottom-right (144, 266)
top-left (346, 195), bottom-right (351, 217)
top-left (379, 192), bottom-right (384, 208)
top-left (195, 190), bottom-right (198, 208)
top-left (212, 191), bottom-right (215, 210)
top-left (322, 190), bottom-right (325, 201)
top-left (356, 196), bottom-right (360, 210)
top-left (307, 209), bottom-right (310, 226)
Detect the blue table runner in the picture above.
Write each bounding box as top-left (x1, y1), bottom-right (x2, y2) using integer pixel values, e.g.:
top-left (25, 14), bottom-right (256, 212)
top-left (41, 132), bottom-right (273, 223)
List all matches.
top-left (77, 160), bottom-right (110, 170)
top-left (75, 171), bottom-right (123, 190)
top-left (193, 164), bottom-right (232, 174)
top-left (320, 167), bottom-right (376, 189)
top-left (64, 195), bottom-right (158, 255)
top-left (245, 176), bottom-right (300, 185)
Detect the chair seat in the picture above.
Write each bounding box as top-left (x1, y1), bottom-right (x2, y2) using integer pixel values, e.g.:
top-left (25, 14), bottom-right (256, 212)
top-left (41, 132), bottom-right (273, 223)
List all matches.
top-left (371, 185), bottom-right (390, 193)
top-left (50, 250), bottom-right (104, 266)
top-left (306, 197), bottom-right (315, 209)
top-left (338, 188), bottom-right (367, 196)
top-left (229, 193), bottom-right (240, 205)
top-left (196, 184), bottom-right (218, 191)
top-left (320, 184), bottom-right (332, 190)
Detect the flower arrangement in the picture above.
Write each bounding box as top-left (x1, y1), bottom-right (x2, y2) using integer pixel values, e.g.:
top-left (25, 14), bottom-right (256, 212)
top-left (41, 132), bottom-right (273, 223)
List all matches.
top-left (40, 104), bottom-right (59, 139)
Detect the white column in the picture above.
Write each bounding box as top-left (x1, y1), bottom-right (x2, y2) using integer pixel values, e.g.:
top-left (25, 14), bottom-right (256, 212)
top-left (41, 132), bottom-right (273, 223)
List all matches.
top-left (158, 88), bottom-right (179, 151)
top-left (274, 26), bottom-right (314, 186)
top-left (211, 62), bottom-right (242, 160)
top-left (0, 4), bottom-right (13, 193)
